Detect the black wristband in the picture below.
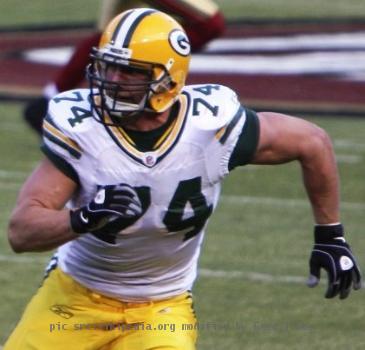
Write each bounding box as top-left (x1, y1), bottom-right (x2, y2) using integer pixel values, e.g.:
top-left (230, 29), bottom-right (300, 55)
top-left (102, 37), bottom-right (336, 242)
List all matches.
top-left (69, 209), bottom-right (88, 234)
top-left (314, 223), bottom-right (344, 243)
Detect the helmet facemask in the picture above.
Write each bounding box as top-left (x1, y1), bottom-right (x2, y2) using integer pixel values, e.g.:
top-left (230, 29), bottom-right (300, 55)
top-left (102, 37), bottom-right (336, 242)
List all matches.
top-left (87, 48), bottom-right (175, 125)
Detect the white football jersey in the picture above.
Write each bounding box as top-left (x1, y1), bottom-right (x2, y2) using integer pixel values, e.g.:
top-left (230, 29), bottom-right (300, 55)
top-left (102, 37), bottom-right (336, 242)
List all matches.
top-left (42, 84), bottom-right (253, 301)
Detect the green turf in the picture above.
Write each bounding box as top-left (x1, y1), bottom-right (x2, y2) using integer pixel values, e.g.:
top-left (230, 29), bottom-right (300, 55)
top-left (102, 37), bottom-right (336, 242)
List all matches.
top-left (0, 0), bottom-right (100, 27)
top-left (0, 101), bottom-right (364, 348)
top-left (1, 0), bottom-right (364, 27)
top-left (216, 0), bottom-right (365, 19)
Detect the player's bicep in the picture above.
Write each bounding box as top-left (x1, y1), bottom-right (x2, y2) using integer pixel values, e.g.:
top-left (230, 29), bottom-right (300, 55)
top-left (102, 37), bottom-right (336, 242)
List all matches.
top-left (251, 111), bottom-right (321, 165)
top-left (15, 158), bottom-right (78, 211)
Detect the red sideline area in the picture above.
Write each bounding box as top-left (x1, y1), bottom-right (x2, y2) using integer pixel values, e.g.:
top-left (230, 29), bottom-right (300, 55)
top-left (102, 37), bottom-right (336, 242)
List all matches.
top-left (1, 21), bottom-right (365, 116)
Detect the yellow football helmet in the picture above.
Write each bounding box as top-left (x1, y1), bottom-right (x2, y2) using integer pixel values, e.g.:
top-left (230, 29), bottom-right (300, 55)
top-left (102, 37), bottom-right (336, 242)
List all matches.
top-left (87, 8), bottom-right (191, 123)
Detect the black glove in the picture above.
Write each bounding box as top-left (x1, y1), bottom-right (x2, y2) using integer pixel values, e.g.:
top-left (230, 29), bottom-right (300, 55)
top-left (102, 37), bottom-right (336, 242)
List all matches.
top-left (70, 183), bottom-right (142, 234)
top-left (307, 223), bottom-right (362, 299)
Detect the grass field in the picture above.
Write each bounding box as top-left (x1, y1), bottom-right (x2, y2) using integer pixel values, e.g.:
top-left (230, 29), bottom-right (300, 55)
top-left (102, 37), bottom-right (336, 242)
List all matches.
top-left (1, 0), bottom-right (365, 26)
top-left (1, 1), bottom-right (365, 349)
top-left (1, 104), bottom-right (365, 348)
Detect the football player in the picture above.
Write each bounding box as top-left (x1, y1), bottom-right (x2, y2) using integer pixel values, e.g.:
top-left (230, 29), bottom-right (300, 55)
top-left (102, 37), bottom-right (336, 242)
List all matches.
top-left (6, 8), bottom-right (361, 350)
top-left (23, 0), bottom-right (225, 134)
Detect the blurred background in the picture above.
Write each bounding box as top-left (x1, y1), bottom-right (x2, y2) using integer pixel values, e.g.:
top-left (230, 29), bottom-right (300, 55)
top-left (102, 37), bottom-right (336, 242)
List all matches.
top-left (0, 1), bottom-right (364, 349)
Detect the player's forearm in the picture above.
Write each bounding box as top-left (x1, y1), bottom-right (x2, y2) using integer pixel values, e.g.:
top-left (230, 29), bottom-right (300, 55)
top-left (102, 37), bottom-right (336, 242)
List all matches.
top-left (299, 129), bottom-right (340, 224)
top-left (8, 205), bottom-right (77, 253)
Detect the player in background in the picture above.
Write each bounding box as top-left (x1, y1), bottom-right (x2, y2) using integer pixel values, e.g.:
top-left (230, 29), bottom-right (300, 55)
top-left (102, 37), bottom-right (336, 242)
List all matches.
top-left (23, 0), bottom-right (225, 134)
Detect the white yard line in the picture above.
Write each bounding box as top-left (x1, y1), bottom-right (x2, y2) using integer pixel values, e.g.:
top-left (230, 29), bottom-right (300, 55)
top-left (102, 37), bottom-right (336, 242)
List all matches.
top-left (199, 268), bottom-right (307, 284)
top-left (191, 52), bottom-right (365, 75)
top-left (0, 170), bottom-right (28, 179)
top-left (0, 254), bottom-right (49, 263)
top-left (334, 139), bottom-right (365, 152)
top-left (2, 255), bottom-right (365, 293)
top-left (1, 253), bottom-right (363, 287)
top-left (1, 176), bottom-right (362, 210)
top-left (23, 40), bottom-right (365, 76)
top-left (0, 253), bottom-right (308, 285)
top-left (205, 32), bottom-right (365, 52)
top-left (0, 183), bottom-right (22, 190)
top-left (221, 195), bottom-right (365, 211)
top-left (335, 154), bottom-right (362, 164)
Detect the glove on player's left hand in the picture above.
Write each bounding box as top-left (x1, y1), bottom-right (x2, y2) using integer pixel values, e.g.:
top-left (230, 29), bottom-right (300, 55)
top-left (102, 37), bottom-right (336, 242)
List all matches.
top-left (307, 224), bottom-right (362, 299)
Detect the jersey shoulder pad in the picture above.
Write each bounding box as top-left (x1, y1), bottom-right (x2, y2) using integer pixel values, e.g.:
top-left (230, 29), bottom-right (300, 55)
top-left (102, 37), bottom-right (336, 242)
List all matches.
top-left (46, 89), bottom-right (93, 133)
top-left (42, 89), bottom-right (93, 161)
top-left (183, 84), bottom-right (242, 132)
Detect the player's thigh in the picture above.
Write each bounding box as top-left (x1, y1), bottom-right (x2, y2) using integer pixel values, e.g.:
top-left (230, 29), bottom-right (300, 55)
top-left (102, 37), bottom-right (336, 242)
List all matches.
top-left (4, 268), bottom-right (117, 350)
top-left (111, 293), bottom-right (197, 350)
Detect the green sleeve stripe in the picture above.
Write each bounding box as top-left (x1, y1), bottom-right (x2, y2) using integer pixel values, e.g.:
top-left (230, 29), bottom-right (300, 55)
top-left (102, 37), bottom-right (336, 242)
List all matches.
top-left (218, 106), bottom-right (244, 145)
top-left (228, 108), bottom-right (260, 170)
top-left (43, 129), bottom-right (82, 159)
top-left (40, 144), bottom-right (80, 185)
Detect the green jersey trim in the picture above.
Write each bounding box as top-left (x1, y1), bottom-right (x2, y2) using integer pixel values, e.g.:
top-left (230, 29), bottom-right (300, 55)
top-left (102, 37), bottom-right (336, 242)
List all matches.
top-left (228, 108), bottom-right (260, 170)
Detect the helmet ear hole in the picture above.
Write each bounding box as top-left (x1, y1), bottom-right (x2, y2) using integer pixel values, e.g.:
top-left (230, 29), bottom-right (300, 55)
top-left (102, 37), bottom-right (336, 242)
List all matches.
top-left (149, 81), bottom-right (180, 112)
top-left (168, 81), bottom-right (177, 89)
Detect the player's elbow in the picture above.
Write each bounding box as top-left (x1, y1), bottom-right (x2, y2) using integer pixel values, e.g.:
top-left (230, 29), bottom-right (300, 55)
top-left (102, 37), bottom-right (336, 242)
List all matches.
top-left (312, 126), bottom-right (334, 153)
top-left (300, 125), bottom-right (335, 163)
top-left (8, 216), bottom-right (29, 253)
